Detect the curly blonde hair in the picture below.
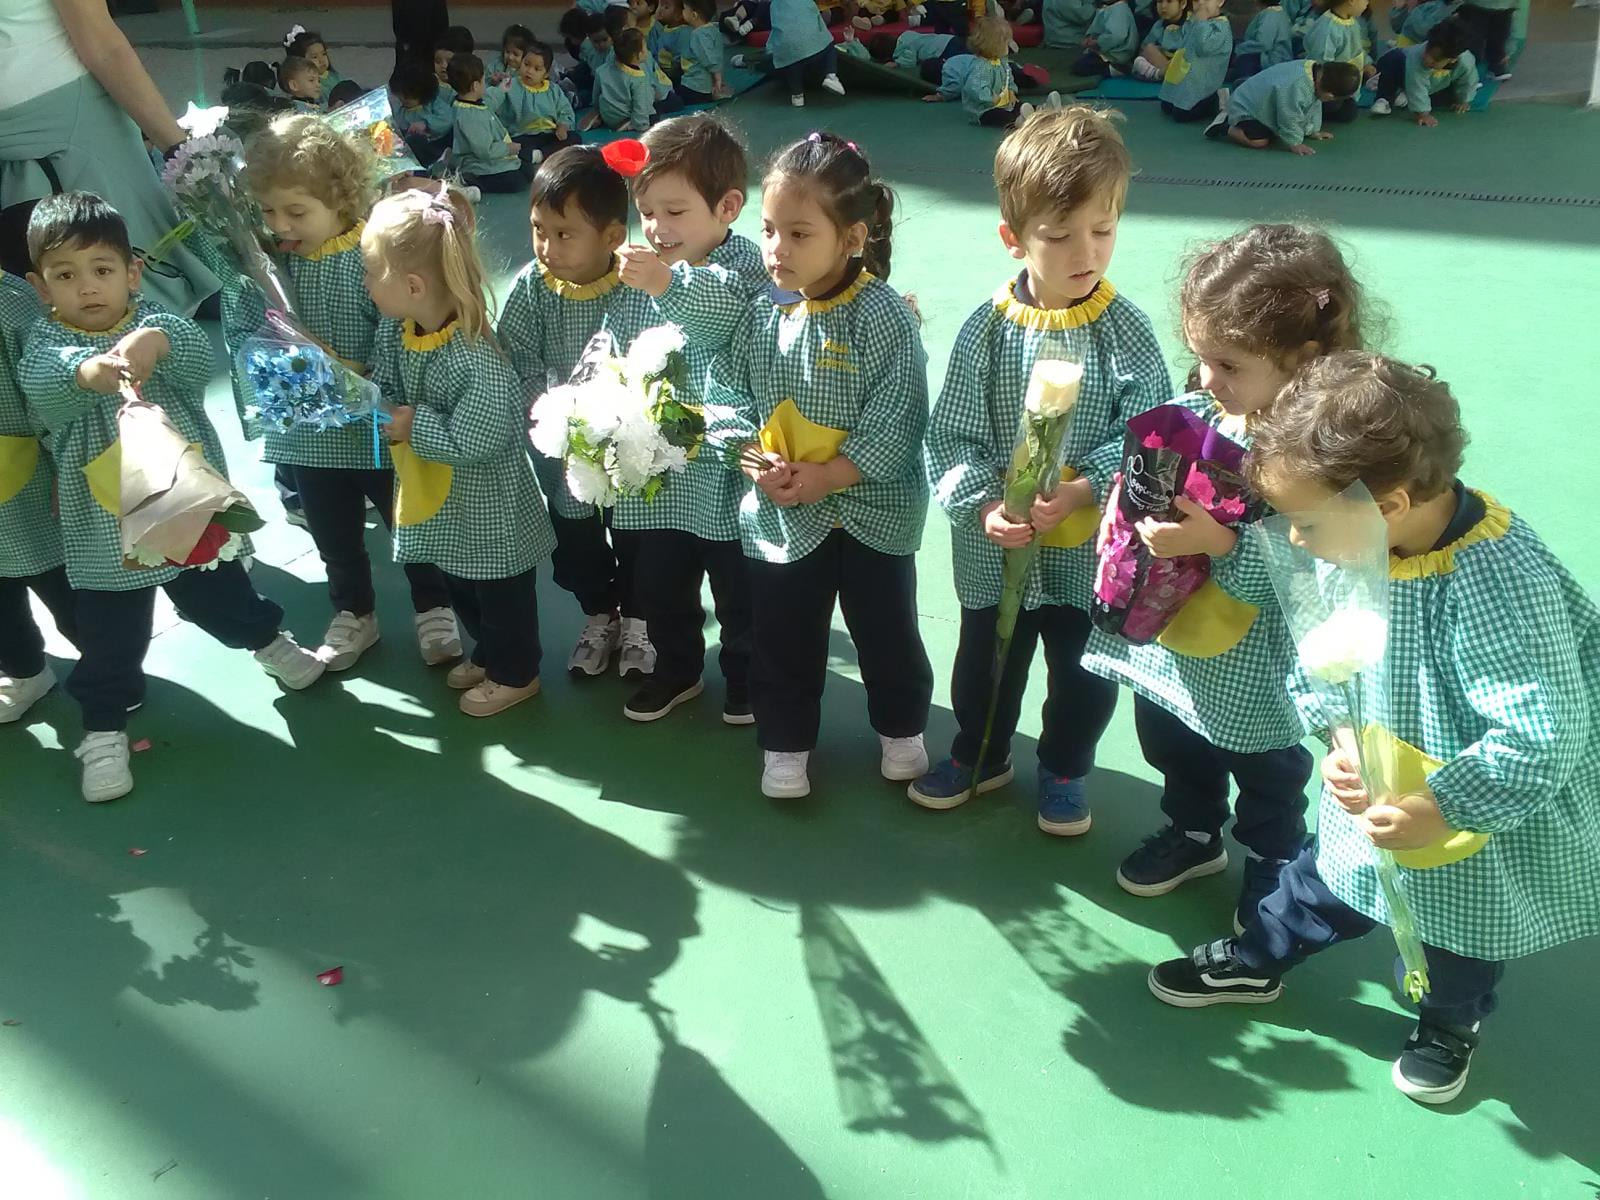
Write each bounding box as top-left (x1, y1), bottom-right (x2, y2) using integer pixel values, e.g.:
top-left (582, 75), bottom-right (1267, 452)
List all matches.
top-left (244, 113), bottom-right (376, 231)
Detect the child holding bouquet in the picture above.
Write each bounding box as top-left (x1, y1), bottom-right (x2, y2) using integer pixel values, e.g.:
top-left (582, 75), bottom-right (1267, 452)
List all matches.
top-left (1083, 224), bottom-right (1367, 926)
top-left (20, 193), bottom-right (326, 803)
top-left (914, 107), bottom-right (1170, 832)
top-left (1150, 353), bottom-right (1600, 1105)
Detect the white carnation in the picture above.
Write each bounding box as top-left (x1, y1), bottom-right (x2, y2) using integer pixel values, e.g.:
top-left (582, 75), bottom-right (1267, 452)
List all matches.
top-left (177, 102), bottom-right (231, 140)
top-left (574, 370), bottom-right (637, 440)
top-left (626, 325), bottom-right (684, 380)
top-left (529, 388), bottom-right (576, 459)
top-left (1298, 608), bottom-right (1388, 684)
top-left (566, 454), bottom-right (614, 507)
top-left (611, 419), bottom-right (663, 490)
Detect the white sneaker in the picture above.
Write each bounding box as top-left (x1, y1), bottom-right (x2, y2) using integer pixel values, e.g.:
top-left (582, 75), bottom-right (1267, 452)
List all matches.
top-left (731, 52), bottom-right (748, 68)
top-left (1395, 92), bottom-right (1409, 107)
top-left (254, 632), bottom-right (327, 691)
top-left (462, 185), bottom-right (483, 203)
top-left (1017, 6), bottom-right (1036, 22)
top-left (739, 20), bottom-right (754, 34)
top-left (0, 666), bottom-right (55, 724)
top-left (76, 731), bottom-right (133, 803)
top-left (879, 733), bottom-right (929, 781)
top-left (414, 606), bottom-right (462, 665)
top-left (527, 149), bottom-right (544, 167)
top-left (907, 10), bottom-right (923, 24)
top-left (320, 611), bottom-right (379, 672)
top-left (1046, 89), bottom-right (1063, 109)
top-left (791, 94), bottom-right (806, 107)
top-left (1370, 97), bottom-right (1392, 115)
top-left (617, 617), bottom-right (656, 679)
top-left (1019, 102), bottom-right (1036, 119)
top-left (569, 613), bottom-right (620, 676)
top-left (821, 73), bottom-right (846, 96)
top-left (762, 750), bottom-right (812, 799)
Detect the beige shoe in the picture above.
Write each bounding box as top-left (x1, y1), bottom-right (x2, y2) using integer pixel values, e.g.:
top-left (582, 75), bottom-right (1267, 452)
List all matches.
top-left (459, 678), bottom-right (540, 717)
top-left (447, 661), bottom-right (487, 690)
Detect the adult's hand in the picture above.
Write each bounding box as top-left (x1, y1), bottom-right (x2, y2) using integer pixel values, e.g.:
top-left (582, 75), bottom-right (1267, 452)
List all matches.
top-left (53, 0), bottom-right (185, 151)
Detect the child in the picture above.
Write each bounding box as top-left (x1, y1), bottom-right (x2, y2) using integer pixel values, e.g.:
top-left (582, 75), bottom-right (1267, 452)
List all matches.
top-left (770, 0), bottom-right (848, 107)
top-left (1283, 0), bottom-right (1316, 36)
top-left (1074, 0), bottom-right (1139, 77)
top-left (913, 107), bottom-right (1170, 829)
top-left (1084, 224), bottom-right (1367, 923)
top-left (278, 57), bottom-right (323, 112)
top-left (705, 133), bottom-right (931, 799)
top-left (1206, 59), bottom-right (1360, 154)
top-left (1394, 0), bottom-right (1457, 46)
top-left (1233, 0), bottom-right (1295, 78)
top-left (19, 193), bottom-right (325, 802)
top-left (594, 28), bottom-right (659, 131)
top-left (448, 54), bottom-right (532, 192)
top-left (677, 0), bottom-right (730, 102)
top-left (498, 147), bottom-right (654, 679)
top-left (0, 268), bottom-right (74, 725)
top-left (923, 17), bottom-right (1032, 127)
top-left (1304, 0), bottom-right (1373, 120)
top-left (235, 115), bottom-right (460, 674)
top-left (873, 28), bottom-right (961, 77)
top-left (1044, 0), bottom-right (1096, 48)
top-left (496, 43), bottom-right (577, 165)
top-left (1370, 17), bottom-right (1477, 119)
top-left (612, 116), bottom-right (769, 724)
top-left (488, 23), bottom-right (537, 85)
top-left (284, 26), bottom-right (345, 106)
top-left (433, 24), bottom-right (475, 106)
top-left (1158, 0), bottom-right (1232, 120)
top-left (1455, 0), bottom-right (1512, 80)
top-left (393, 59), bottom-right (456, 168)
top-left (1132, 0), bottom-right (1187, 81)
top-left (361, 189), bottom-right (556, 717)
top-left (1150, 352), bottom-right (1600, 1105)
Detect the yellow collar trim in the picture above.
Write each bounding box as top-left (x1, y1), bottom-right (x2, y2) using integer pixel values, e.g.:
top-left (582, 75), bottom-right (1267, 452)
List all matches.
top-left (540, 262), bottom-right (620, 300)
top-left (993, 277), bottom-right (1116, 330)
top-left (403, 319), bottom-right (459, 352)
top-left (779, 269), bottom-right (874, 316)
top-left (1389, 492), bottom-right (1510, 580)
top-left (1329, 13), bottom-right (1355, 24)
top-left (521, 79), bottom-right (552, 94)
top-left (619, 62), bottom-right (645, 76)
top-left (57, 306), bottom-right (136, 338)
top-left (982, 55), bottom-right (1003, 64)
top-left (305, 221), bottom-right (364, 262)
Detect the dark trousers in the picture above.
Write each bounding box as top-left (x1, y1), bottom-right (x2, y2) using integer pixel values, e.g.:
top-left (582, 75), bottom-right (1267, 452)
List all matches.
top-left (1133, 696), bottom-right (1312, 860)
top-left (463, 163), bottom-right (535, 192)
top-left (652, 90), bottom-right (687, 120)
top-left (1375, 47), bottom-right (1406, 101)
top-left (514, 130), bottom-right (574, 166)
top-left (1224, 116), bottom-right (1275, 142)
top-left (443, 567), bottom-right (541, 687)
top-left (927, 0), bottom-right (971, 35)
top-left (676, 83), bottom-right (714, 105)
top-left (0, 567), bottom-right (78, 678)
top-left (70, 562), bottom-right (283, 732)
top-left (918, 38), bottom-right (970, 83)
top-left (404, 132), bottom-right (451, 168)
top-left (746, 530), bottom-right (932, 753)
top-left (293, 465), bottom-right (451, 618)
top-left (549, 509), bottom-right (641, 618)
top-left (949, 601), bottom-right (1117, 779)
top-left (635, 529), bottom-right (752, 691)
top-left (1162, 92), bottom-right (1220, 121)
top-left (1237, 845), bottom-right (1505, 1030)
top-left (1322, 95), bottom-right (1359, 123)
top-left (782, 43), bottom-right (839, 94)
top-left (1230, 50), bottom-right (1263, 80)
top-left (1072, 51), bottom-right (1112, 78)
top-left (978, 103), bottom-right (1025, 128)
top-left (1458, 3), bottom-right (1512, 73)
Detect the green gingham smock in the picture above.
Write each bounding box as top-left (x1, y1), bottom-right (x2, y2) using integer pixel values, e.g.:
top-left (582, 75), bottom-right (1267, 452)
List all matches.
top-left (612, 234), bottom-right (769, 542)
top-left (1081, 393), bottom-right (1304, 754)
top-left (924, 275), bottom-right (1171, 613)
top-left (494, 79), bottom-right (577, 136)
top-left (0, 272), bottom-right (63, 578)
top-left (370, 318), bottom-right (553, 581)
top-left (20, 303), bottom-right (236, 592)
top-left (704, 269), bottom-right (930, 564)
top-left (1309, 497), bottom-right (1600, 960)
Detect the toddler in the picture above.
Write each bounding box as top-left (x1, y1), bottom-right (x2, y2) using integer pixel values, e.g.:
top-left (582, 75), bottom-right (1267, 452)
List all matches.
top-left (1370, 17), bottom-right (1478, 120)
top-left (1206, 59), bottom-right (1360, 154)
top-left (1233, 0), bottom-right (1295, 78)
top-left (1304, 0), bottom-right (1374, 121)
top-left (1132, 0), bottom-right (1187, 81)
top-left (770, 0), bottom-right (848, 106)
top-left (496, 43), bottom-right (577, 165)
top-left (447, 53), bottom-right (532, 192)
top-left (284, 26), bottom-right (344, 105)
top-left (1157, 0), bottom-right (1232, 121)
top-left (1074, 0), bottom-right (1139, 77)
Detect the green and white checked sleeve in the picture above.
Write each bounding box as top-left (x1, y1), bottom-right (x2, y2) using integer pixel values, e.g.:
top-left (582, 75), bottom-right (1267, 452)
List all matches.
top-left (841, 298), bottom-right (928, 483)
top-left (926, 305), bottom-right (1005, 526)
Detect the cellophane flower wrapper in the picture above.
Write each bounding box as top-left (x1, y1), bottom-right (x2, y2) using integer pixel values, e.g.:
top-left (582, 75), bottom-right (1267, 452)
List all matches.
top-left (237, 327), bottom-right (385, 434)
top-left (1092, 403), bottom-right (1255, 644)
top-left (322, 87), bottom-right (422, 182)
top-left (1249, 483), bottom-right (1431, 1002)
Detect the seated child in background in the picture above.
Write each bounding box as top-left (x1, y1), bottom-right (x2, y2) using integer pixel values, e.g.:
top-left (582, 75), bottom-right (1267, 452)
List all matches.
top-left (592, 27), bottom-right (659, 131)
top-left (723, 0), bottom-right (772, 38)
top-left (1233, 0), bottom-right (1294, 78)
top-left (1158, 0), bottom-right (1232, 121)
top-left (393, 60), bottom-right (456, 168)
top-left (1207, 58), bottom-right (1360, 153)
top-left (925, 17), bottom-right (1032, 128)
top-left (559, 8), bottom-right (596, 63)
top-left (1370, 17), bottom-right (1477, 120)
top-left (1394, 0), bottom-right (1457, 46)
top-left (565, 12), bottom-right (616, 106)
top-left (487, 23), bottom-right (537, 85)
top-left (497, 43), bottom-right (577, 165)
top-left (1133, 0), bottom-right (1187, 80)
top-left (278, 56), bottom-right (323, 112)
top-left (836, 22), bottom-right (874, 58)
top-left (1283, 0), bottom-right (1316, 38)
top-left (435, 24), bottom-right (477, 101)
top-left (1074, 0), bottom-right (1139, 77)
top-left (677, 0), bottom-right (732, 102)
top-left (769, 0), bottom-right (848, 107)
top-left (1043, 0), bottom-right (1095, 47)
top-left (447, 53), bottom-right (532, 192)
top-left (645, 30), bottom-right (689, 116)
top-left (873, 27), bottom-right (964, 78)
top-left (817, 0), bottom-right (858, 28)
top-left (1303, 0), bottom-right (1374, 121)
top-left (285, 26), bottom-right (345, 105)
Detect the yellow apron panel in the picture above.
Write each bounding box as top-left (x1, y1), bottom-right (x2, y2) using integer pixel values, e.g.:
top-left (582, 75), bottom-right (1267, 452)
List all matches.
top-left (389, 443), bottom-right (453, 527)
top-left (1156, 578), bottom-right (1259, 659)
top-left (0, 434), bottom-right (40, 507)
top-left (1164, 49), bottom-right (1190, 84)
top-left (83, 440), bottom-right (123, 516)
top-left (759, 398), bottom-right (848, 466)
top-left (1362, 724), bottom-right (1492, 869)
top-left (1039, 466), bottom-right (1099, 549)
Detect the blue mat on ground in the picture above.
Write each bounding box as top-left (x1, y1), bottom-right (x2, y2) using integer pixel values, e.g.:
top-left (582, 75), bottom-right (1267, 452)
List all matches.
top-left (1073, 75), bottom-right (1162, 100)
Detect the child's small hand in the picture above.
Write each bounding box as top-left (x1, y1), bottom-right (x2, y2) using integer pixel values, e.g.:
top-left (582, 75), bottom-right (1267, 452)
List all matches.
top-left (1415, 112), bottom-right (1438, 127)
top-left (755, 456), bottom-right (802, 506)
top-left (115, 327), bottom-right (171, 383)
top-left (1136, 496), bottom-right (1237, 558)
top-left (1361, 786), bottom-right (1456, 851)
top-left (1031, 475), bottom-right (1091, 534)
top-left (408, 121), bottom-right (426, 136)
top-left (77, 353), bottom-right (128, 395)
top-left (1450, 103), bottom-right (1469, 114)
top-left (618, 243), bottom-right (673, 297)
top-left (980, 500), bottom-right (1033, 549)
top-left (1308, 130), bottom-right (1333, 140)
top-left (555, 122), bottom-right (571, 138)
top-left (385, 404), bottom-right (415, 443)
top-left (921, 93), bottom-right (944, 103)
top-left (786, 460), bottom-right (837, 504)
top-left (1322, 744), bottom-right (1368, 813)
top-left (1290, 143), bottom-right (1317, 156)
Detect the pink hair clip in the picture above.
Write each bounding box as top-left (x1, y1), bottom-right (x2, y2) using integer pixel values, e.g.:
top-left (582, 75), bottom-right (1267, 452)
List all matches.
top-left (421, 196), bottom-right (454, 229)
top-left (807, 131), bottom-right (824, 143)
top-left (1312, 287), bottom-right (1331, 310)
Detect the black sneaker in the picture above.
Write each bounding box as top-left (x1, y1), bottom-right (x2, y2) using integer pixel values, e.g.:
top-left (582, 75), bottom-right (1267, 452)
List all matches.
top-left (722, 685), bottom-right (754, 726)
top-left (1392, 1020), bottom-right (1479, 1105)
top-left (1117, 826), bottom-right (1229, 897)
top-left (1148, 938), bottom-right (1284, 1008)
top-left (623, 678), bottom-right (703, 723)
top-left (1234, 854), bottom-right (1288, 935)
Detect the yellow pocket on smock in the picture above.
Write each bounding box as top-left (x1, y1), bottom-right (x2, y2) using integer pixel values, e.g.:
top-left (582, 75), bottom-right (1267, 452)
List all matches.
top-left (1039, 466), bottom-right (1099, 549)
top-left (389, 443), bottom-right (453, 527)
top-left (1156, 579), bottom-right (1259, 659)
top-left (759, 398), bottom-right (848, 466)
top-left (83, 440), bottom-right (123, 516)
top-left (1164, 49), bottom-right (1190, 83)
top-left (1361, 725), bottom-right (1492, 869)
top-left (0, 434), bottom-right (40, 506)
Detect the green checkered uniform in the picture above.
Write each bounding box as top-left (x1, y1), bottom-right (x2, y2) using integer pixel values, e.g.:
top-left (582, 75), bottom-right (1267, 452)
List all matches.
top-left (371, 320), bottom-right (554, 581)
top-left (705, 271), bottom-right (930, 563)
top-left (494, 79), bottom-right (577, 135)
top-left (612, 235), bottom-right (768, 542)
top-left (1082, 392), bottom-right (1303, 754)
top-left (0, 272), bottom-right (63, 578)
top-left (1307, 498), bottom-right (1600, 960)
top-left (20, 303), bottom-right (242, 592)
top-left (925, 275), bottom-right (1172, 613)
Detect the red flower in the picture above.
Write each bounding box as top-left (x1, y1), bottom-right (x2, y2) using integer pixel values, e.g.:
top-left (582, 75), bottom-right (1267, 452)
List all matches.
top-left (179, 522), bottom-right (231, 567)
top-left (601, 139), bottom-right (650, 178)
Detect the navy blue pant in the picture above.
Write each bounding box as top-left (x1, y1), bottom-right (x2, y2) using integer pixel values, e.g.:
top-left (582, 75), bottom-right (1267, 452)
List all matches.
top-left (782, 43), bottom-right (839, 95)
top-left (634, 529), bottom-right (752, 693)
top-left (1374, 47), bottom-right (1409, 103)
top-left (0, 566), bottom-right (77, 678)
top-left (1236, 845), bottom-right (1505, 1029)
top-left (917, 39), bottom-right (970, 84)
top-left (1162, 93), bottom-right (1221, 122)
top-left (514, 130), bottom-right (575, 165)
top-left (549, 509), bottom-right (641, 619)
top-left (1458, 2), bottom-right (1512, 73)
top-left (444, 566), bottom-right (542, 687)
top-left (948, 602), bottom-right (1118, 779)
top-left (1133, 696), bottom-right (1312, 860)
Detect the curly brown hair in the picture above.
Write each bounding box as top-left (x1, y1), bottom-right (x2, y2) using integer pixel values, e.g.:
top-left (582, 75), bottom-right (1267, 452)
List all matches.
top-left (1248, 352), bottom-right (1469, 502)
top-left (243, 113), bottom-right (376, 231)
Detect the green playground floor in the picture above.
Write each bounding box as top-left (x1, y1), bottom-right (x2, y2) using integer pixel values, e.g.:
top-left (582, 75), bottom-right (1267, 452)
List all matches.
top-left (3, 72), bottom-right (1600, 1200)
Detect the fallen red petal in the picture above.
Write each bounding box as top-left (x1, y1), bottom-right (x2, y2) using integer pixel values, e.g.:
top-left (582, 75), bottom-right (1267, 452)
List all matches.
top-left (128, 848), bottom-right (149, 857)
top-left (131, 738), bottom-right (152, 753)
top-left (316, 966), bottom-right (344, 986)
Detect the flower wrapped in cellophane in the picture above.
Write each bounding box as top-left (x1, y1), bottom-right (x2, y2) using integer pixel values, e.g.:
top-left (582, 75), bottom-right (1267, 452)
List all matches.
top-left (322, 86), bottom-right (422, 182)
top-left (1092, 403), bottom-right (1255, 643)
top-left (236, 321), bottom-right (385, 436)
top-left (1250, 482), bottom-right (1431, 1001)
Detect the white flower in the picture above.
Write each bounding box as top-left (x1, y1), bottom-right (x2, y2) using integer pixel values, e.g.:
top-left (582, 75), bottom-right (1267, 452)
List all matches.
top-left (1298, 608), bottom-right (1388, 684)
top-left (177, 102), bottom-right (231, 140)
top-left (530, 388), bottom-right (576, 459)
top-left (566, 454), bottom-right (614, 507)
top-left (626, 325), bottom-right (684, 380)
top-left (1023, 358), bottom-right (1084, 420)
top-left (652, 441), bottom-right (689, 476)
top-left (611, 420), bottom-right (663, 491)
top-left (574, 369), bottom-right (640, 441)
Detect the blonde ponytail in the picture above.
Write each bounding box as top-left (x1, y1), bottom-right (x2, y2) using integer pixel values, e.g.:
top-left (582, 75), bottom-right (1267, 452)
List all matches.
top-left (365, 185), bottom-right (498, 344)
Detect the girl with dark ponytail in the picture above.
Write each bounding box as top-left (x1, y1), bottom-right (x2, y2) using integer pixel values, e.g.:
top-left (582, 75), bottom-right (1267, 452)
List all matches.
top-left (703, 132), bottom-right (934, 802)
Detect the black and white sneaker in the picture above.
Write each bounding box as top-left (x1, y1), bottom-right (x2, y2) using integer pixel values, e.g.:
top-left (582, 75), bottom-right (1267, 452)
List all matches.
top-left (1117, 826), bottom-right (1228, 897)
top-left (1148, 939), bottom-right (1284, 1008)
top-left (1392, 1020), bottom-right (1479, 1104)
top-left (623, 678), bottom-right (703, 723)
top-left (722, 684), bottom-right (755, 726)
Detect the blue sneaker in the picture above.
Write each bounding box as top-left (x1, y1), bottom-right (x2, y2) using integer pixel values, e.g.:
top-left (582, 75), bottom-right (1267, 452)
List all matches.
top-left (1036, 768), bottom-right (1091, 836)
top-left (907, 756), bottom-right (1014, 810)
